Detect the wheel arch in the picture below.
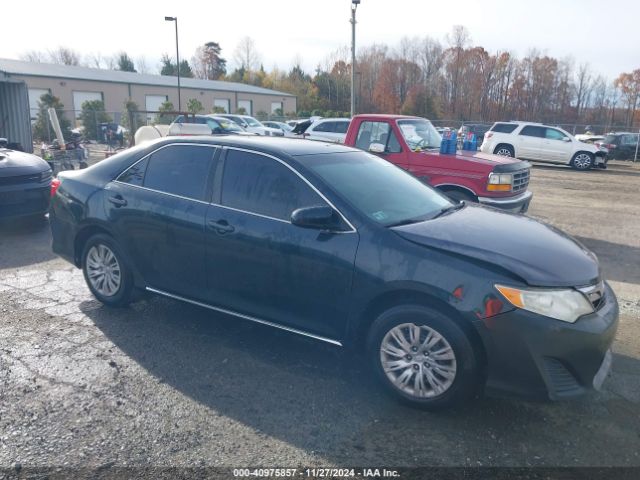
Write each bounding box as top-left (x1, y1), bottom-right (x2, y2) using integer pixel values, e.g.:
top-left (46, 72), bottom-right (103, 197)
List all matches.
top-left (73, 223), bottom-right (115, 267)
top-left (349, 288), bottom-right (487, 366)
top-left (435, 184), bottom-right (479, 202)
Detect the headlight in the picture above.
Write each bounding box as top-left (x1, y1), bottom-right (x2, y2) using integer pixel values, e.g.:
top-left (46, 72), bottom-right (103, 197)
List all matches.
top-left (495, 284), bottom-right (594, 323)
top-left (487, 173), bottom-right (512, 191)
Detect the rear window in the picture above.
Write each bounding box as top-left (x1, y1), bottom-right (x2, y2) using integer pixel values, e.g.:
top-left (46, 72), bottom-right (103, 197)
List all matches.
top-left (602, 135), bottom-right (618, 144)
top-left (491, 123), bottom-right (518, 134)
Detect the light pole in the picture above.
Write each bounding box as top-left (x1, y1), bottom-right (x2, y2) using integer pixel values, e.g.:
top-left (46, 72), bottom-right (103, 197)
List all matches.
top-left (164, 16), bottom-right (181, 112)
top-left (350, 0), bottom-right (360, 118)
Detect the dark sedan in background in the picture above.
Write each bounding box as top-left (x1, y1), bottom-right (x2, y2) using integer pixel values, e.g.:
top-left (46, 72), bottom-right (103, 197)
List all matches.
top-left (0, 148), bottom-right (52, 220)
top-left (49, 137), bottom-right (618, 409)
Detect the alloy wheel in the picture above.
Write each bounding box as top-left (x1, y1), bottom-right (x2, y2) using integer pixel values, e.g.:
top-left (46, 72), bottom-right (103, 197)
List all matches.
top-left (495, 147), bottom-right (513, 157)
top-left (573, 153), bottom-right (592, 169)
top-left (85, 244), bottom-right (122, 297)
top-left (379, 323), bottom-right (457, 398)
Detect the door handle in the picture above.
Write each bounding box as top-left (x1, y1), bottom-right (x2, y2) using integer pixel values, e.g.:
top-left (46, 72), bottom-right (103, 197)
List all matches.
top-left (108, 195), bottom-right (127, 207)
top-left (208, 219), bottom-right (235, 235)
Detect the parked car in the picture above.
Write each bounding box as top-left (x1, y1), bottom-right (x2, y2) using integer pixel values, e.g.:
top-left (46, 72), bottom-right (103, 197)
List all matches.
top-left (481, 121), bottom-right (607, 170)
top-left (49, 136), bottom-right (618, 409)
top-left (216, 114), bottom-right (284, 136)
top-left (596, 132), bottom-right (640, 160)
top-left (0, 147), bottom-right (52, 219)
top-left (344, 114), bottom-right (532, 212)
top-left (575, 134), bottom-right (604, 144)
top-left (298, 118), bottom-right (351, 143)
top-left (458, 123), bottom-right (492, 146)
top-left (172, 115), bottom-right (251, 136)
top-left (262, 121), bottom-right (296, 137)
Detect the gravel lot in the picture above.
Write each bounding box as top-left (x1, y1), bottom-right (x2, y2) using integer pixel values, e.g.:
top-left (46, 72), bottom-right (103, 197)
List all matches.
top-left (0, 161), bottom-right (639, 472)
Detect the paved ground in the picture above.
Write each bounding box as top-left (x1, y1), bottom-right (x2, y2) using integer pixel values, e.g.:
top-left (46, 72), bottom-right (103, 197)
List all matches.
top-left (0, 162), bottom-right (639, 470)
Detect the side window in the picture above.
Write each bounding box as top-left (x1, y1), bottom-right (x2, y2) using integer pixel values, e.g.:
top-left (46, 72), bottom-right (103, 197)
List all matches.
top-left (221, 150), bottom-right (325, 221)
top-left (355, 121), bottom-right (396, 151)
top-left (143, 145), bottom-right (215, 201)
top-left (335, 121), bottom-right (350, 134)
top-left (545, 128), bottom-right (566, 141)
top-left (118, 157), bottom-right (149, 186)
top-left (313, 121), bottom-right (334, 133)
top-left (520, 126), bottom-right (545, 138)
top-left (622, 134), bottom-right (638, 146)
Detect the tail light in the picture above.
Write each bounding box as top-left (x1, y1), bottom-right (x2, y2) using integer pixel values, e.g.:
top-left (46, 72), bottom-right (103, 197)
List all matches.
top-left (51, 178), bottom-right (61, 197)
top-left (485, 132), bottom-right (493, 139)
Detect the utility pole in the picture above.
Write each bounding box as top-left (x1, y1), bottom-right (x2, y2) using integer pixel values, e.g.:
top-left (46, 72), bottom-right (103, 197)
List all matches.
top-left (165, 16), bottom-right (181, 112)
top-left (350, 0), bottom-right (360, 118)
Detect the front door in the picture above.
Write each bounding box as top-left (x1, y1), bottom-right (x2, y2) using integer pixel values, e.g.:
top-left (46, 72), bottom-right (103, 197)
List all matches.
top-left (106, 144), bottom-right (217, 299)
top-left (204, 148), bottom-right (359, 340)
top-left (541, 127), bottom-right (573, 163)
top-left (354, 120), bottom-right (409, 169)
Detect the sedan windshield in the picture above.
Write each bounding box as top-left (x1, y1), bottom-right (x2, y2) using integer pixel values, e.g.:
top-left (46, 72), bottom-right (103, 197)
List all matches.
top-left (245, 117), bottom-right (263, 127)
top-left (398, 119), bottom-right (442, 151)
top-left (300, 151), bottom-right (452, 226)
top-left (217, 119), bottom-right (243, 132)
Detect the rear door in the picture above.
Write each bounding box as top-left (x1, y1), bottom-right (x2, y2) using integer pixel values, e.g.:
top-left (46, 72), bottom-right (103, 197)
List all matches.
top-left (107, 144), bottom-right (217, 300)
top-left (517, 126), bottom-right (545, 160)
top-left (203, 148), bottom-right (359, 340)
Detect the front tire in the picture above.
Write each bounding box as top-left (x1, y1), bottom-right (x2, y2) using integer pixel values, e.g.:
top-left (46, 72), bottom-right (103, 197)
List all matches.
top-left (571, 152), bottom-right (594, 170)
top-left (367, 305), bottom-right (481, 409)
top-left (81, 234), bottom-right (133, 307)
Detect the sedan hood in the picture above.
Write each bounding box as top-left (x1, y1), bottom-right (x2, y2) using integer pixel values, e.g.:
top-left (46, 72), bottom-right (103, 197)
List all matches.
top-left (0, 149), bottom-right (50, 171)
top-left (392, 205), bottom-right (600, 288)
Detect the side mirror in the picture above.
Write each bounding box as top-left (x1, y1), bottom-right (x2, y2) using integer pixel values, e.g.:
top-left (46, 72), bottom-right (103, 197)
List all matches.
top-left (369, 143), bottom-right (385, 153)
top-left (291, 205), bottom-right (338, 230)
top-left (562, 137), bottom-right (571, 142)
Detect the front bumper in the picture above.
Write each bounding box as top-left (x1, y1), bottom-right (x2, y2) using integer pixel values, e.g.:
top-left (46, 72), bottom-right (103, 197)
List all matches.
top-left (473, 282), bottom-right (619, 400)
top-left (478, 190), bottom-right (533, 214)
top-left (0, 184), bottom-right (50, 219)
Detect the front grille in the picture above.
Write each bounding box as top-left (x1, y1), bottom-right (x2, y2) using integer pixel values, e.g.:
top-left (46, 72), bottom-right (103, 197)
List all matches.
top-left (512, 169), bottom-right (530, 192)
top-left (0, 171), bottom-right (51, 187)
top-left (544, 357), bottom-right (584, 397)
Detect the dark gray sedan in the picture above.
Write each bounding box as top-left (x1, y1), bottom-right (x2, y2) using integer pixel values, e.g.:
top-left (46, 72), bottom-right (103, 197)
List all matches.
top-left (49, 136), bottom-right (618, 409)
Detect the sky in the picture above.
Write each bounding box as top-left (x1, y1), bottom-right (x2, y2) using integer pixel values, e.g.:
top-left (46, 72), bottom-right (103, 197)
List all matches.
top-left (4, 0), bottom-right (639, 80)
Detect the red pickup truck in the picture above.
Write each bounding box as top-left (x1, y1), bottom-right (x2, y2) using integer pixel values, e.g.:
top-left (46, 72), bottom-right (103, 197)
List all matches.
top-left (344, 114), bottom-right (533, 213)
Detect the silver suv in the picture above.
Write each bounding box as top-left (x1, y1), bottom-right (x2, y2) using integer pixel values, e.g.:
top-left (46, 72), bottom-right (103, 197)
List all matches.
top-left (480, 122), bottom-right (607, 170)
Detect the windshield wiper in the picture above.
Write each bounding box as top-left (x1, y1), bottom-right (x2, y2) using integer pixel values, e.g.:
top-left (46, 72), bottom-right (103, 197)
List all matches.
top-left (430, 201), bottom-right (466, 219)
top-left (385, 216), bottom-right (429, 228)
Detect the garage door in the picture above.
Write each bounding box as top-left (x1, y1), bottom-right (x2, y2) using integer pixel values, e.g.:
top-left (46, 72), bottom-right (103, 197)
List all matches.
top-left (28, 88), bottom-right (49, 119)
top-left (146, 95), bottom-right (168, 120)
top-left (73, 91), bottom-right (103, 117)
top-left (237, 100), bottom-right (252, 115)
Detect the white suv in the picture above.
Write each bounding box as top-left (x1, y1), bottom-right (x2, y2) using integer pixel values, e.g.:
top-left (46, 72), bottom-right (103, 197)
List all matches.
top-left (480, 122), bottom-right (607, 170)
top-left (302, 118), bottom-right (351, 143)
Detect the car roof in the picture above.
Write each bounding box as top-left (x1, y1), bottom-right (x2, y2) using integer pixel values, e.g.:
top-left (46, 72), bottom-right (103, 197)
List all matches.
top-left (146, 135), bottom-right (355, 158)
top-left (355, 114), bottom-right (423, 120)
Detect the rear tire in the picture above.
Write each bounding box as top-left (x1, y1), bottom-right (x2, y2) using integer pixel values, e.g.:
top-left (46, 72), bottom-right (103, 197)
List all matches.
top-left (367, 304), bottom-right (481, 410)
top-left (81, 234), bottom-right (134, 307)
top-left (493, 144), bottom-right (514, 157)
top-left (570, 152), bottom-right (594, 170)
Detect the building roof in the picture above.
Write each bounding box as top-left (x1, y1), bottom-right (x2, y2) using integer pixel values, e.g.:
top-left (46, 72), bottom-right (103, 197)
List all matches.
top-left (0, 58), bottom-right (294, 97)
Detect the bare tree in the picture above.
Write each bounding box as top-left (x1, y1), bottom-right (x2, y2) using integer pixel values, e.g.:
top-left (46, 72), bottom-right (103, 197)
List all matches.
top-left (574, 63), bottom-right (592, 123)
top-left (48, 47), bottom-right (81, 66)
top-left (20, 50), bottom-right (45, 62)
top-left (136, 56), bottom-right (150, 74)
top-left (233, 36), bottom-right (261, 72)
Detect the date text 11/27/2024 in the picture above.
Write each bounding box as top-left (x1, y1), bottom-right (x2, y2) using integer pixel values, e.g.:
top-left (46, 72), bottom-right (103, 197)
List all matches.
top-left (232, 468), bottom-right (400, 478)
